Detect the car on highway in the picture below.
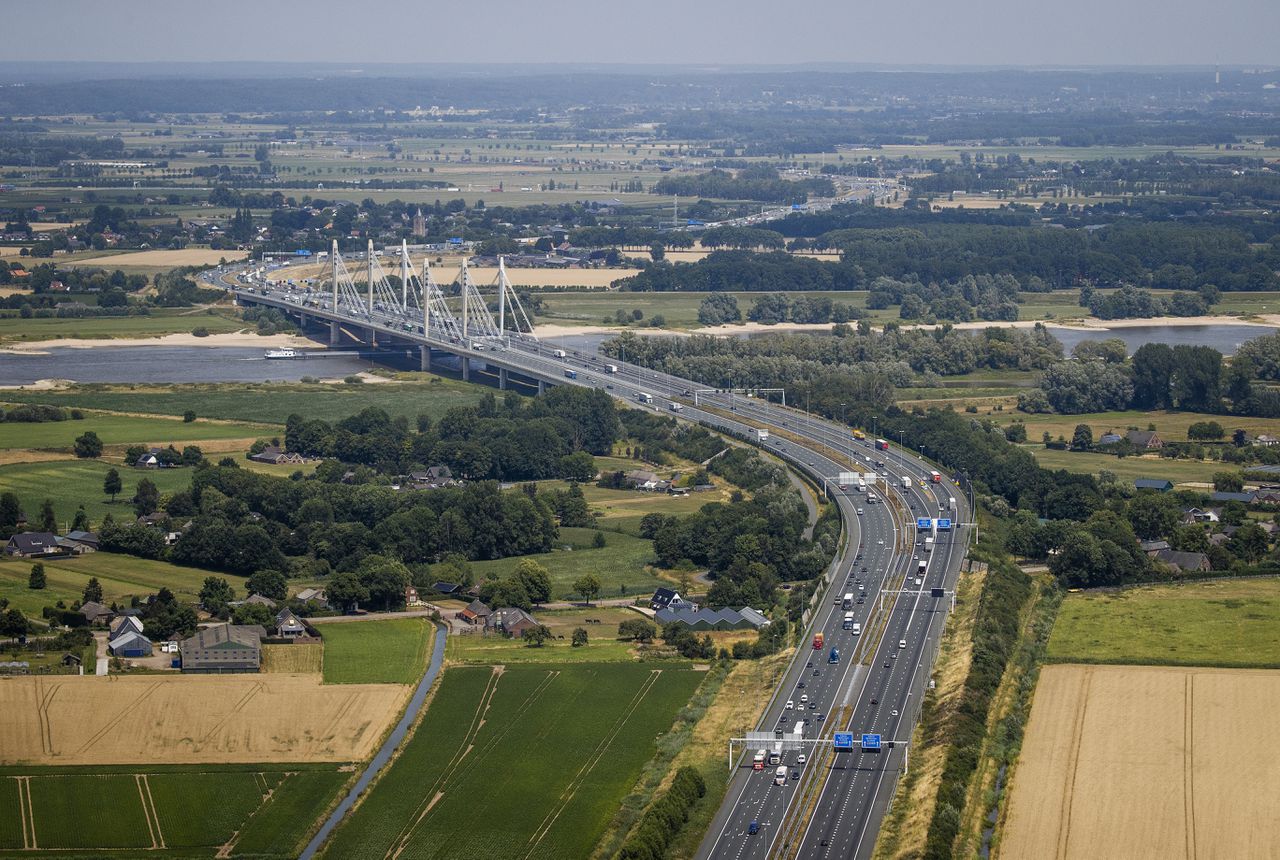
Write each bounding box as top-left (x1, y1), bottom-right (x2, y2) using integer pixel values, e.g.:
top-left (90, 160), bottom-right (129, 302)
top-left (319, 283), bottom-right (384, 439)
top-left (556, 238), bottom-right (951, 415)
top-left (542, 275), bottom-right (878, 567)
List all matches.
top-left (800, 694), bottom-right (808, 704)
top-left (792, 771), bottom-right (800, 780)
top-left (797, 754), bottom-right (807, 764)
top-left (899, 639), bottom-right (907, 648)
top-left (748, 821), bottom-right (760, 836)
top-left (786, 700), bottom-right (794, 709)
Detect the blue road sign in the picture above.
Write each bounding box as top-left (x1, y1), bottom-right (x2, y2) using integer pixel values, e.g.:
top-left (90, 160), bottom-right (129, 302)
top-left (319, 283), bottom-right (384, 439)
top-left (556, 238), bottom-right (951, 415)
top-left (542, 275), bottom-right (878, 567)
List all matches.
top-left (861, 733), bottom-right (882, 750)
top-left (834, 732), bottom-right (855, 751)
top-left (936, 518), bottom-right (952, 530)
top-left (916, 517), bottom-right (932, 530)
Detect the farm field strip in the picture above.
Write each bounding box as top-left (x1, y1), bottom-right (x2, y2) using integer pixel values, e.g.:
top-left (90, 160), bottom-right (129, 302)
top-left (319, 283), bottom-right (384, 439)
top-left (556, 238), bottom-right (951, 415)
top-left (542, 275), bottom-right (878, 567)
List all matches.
top-left (320, 663), bottom-right (704, 860)
top-left (0, 674), bottom-right (409, 765)
top-left (1000, 664), bottom-right (1280, 860)
top-left (0, 766), bottom-right (349, 857)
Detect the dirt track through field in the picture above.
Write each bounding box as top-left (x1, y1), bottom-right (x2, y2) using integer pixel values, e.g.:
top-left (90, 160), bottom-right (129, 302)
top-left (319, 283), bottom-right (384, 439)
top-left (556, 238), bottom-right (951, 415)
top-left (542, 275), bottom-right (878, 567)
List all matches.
top-left (1000, 664), bottom-right (1280, 859)
top-left (0, 674), bottom-right (407, 765)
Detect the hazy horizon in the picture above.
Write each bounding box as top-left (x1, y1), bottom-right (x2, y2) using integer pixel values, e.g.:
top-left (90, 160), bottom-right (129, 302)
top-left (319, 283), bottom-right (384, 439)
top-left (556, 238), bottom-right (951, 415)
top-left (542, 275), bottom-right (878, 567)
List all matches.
top-left (8, 0), bottom-right (1279, 68)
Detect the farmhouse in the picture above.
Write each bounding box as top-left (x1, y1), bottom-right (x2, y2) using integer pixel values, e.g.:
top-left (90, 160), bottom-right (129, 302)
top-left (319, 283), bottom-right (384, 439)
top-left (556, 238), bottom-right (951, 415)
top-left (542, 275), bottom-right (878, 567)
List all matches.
top-left (134, 449), bottom-right (163, 468)
top-left (1125, 430), bottom-right (1163, 449)
top-left (1153, 549), bottom-right (1211, 572)
top-left (1134, 478), bottom-right (1174, 492)
top-left (275, 607), bottom-right (306, 638)
top-left (1097, 432), bottom-right (1123, 445)
top-left (1181, 507), bottom-right (1220, 524)
top-left (5, 531), bottom-right (65, 558)
top-left (108, 630), bottom-right (153, 658)
top-left (78, 601), bottom-right (113, 625)
top-left (179, 624), bottom-right (263, 673)
top-left (486, 607), bottom-right (541, 638)
top-left (458, 599), bottom-right (492, 625)
top-left (1209, 491), bottom-right (1256, 504)
top-left (62, 530), bottom-right (100, 552)
top-left (623, 470), bottom-right (669, 491)
top-left (650, 587), bottom-right (697, 612)
top-left (249, 445), bottom-right (306, 465)
top-left (431, 581), bottom-right (462, 596)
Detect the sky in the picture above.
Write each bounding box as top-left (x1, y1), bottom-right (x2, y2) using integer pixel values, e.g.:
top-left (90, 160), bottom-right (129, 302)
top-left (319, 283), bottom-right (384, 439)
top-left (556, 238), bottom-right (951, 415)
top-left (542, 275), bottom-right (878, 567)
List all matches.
top-left (8, 0), bottom-right (1279, 67)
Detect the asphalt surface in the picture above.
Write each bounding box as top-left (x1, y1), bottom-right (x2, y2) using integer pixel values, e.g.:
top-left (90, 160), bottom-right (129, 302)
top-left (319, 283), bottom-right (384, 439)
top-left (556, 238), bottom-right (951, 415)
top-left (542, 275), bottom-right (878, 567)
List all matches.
top-left (219, 267), bottom-right (970, 860)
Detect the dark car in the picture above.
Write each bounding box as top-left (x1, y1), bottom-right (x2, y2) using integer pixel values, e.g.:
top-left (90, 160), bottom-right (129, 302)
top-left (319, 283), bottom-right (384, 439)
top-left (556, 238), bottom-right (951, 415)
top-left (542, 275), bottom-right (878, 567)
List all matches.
top-left (798, 681), bottom-right (806, 689)
top-left (749, 820), bottom-right (760, 835)
top-left (813, 669), bottom-right (820, 676)
top-left (792, 771), bottom-right (800, 780)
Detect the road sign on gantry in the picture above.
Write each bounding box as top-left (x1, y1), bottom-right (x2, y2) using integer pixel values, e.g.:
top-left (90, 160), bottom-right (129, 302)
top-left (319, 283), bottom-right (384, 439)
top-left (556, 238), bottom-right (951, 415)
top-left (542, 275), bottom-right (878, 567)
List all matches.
top-left (838, 472), bottom-right (859, 486)
top-left (916, 517), bottom-right (932, 530)
top-left (861, 734), bottom-right (882, 751)
top-left (937, 518), bottom-right (952, 530)
top-left (834, 732), bottom-right (855, 752)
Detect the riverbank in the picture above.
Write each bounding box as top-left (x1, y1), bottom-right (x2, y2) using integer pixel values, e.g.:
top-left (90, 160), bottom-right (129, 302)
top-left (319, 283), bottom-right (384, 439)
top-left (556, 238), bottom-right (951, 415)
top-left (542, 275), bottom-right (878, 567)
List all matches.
top-left (0, 330), bottom-right (319, 355)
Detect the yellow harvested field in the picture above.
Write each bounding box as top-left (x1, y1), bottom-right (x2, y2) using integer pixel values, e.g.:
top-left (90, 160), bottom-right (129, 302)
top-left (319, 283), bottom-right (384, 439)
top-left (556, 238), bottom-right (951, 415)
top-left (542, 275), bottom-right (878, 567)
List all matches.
top-left (64, 249), bottom-right (249, 268)
top-left (0, 673), bottom-right (407, 765)
top-left (1000, 664), bottom-right (1280, 860)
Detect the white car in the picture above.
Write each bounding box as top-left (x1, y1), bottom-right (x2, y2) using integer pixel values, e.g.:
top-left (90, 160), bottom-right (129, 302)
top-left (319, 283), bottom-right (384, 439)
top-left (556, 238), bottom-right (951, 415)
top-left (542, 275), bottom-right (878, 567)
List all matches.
top-left (800, 694), bottom-right (808, 704)
top-left (856, 508), bottom-right (864, 515)
top-left (797, 754), bottom-right (807, 765)
top-left (785, 700), bottom-right (794, 710)
top-left (899, 639), bottom-right (907, 649)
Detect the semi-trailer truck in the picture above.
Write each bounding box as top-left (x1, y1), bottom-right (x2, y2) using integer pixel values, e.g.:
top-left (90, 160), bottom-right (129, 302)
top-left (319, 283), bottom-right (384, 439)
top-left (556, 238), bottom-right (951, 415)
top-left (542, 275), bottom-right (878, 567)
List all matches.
top-left (564, 369), bottom-right (577, 379)
top-left (930, 470), bottom-right (942, 483)
top-left (756, 428), bottom-right (770, 442)
top-left (552, 349), bottom-right (567, 358)
top-left (875, 438), bottom-right (889, 451)
top-left (637, 392), bottom-right (653, 404)
top-left (842, 592), bottom-right (854, 609)
top-left (925, 536), bottom-right (934, 553)
top-left (753, 750), bottom-right (766, 770)
top-left (770, 742), bottom-right (783, 765)
top-left (813, 632), bottom-right (824, 650)
top-left (918, 560), bottom-right (927, 574)
top-left (842, 612), bottom-right (854, 630)
top-left (605, 364), bottom-right (618, 374)
top-left (900, 476), bottom-right (912, 490)
top-left (774, 765), bottom-right (788, 785)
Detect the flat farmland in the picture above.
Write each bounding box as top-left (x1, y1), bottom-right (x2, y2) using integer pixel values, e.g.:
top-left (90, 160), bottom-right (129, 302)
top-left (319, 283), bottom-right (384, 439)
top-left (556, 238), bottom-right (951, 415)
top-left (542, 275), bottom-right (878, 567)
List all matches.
top-left (999, 664), bottom-right (1280, 860)
top-left (0, 553), bottom-right (226, 619)
top-left (0, 674), bottom-right (408, 765)
top-left (469, 527), bottom-right (666, 598)
top-left (0, 458), bottom-right (194, 527)
top-left (61, 248), bottom-right (249, 268)
top-left (315, 617), bottom-right (435, 685)
top-left (319, 662), bottom-right (705, 860)
top-left (1047, 578), bottom-right (1280, 668)
top-left (0, 309), bottom-right (246, 344)
top-left (0, 410), bottom-right (270, 450)
top-left (1030, 446), bottom-right (1223, 485)
top-left (0, 764), bottom-right (349, 858)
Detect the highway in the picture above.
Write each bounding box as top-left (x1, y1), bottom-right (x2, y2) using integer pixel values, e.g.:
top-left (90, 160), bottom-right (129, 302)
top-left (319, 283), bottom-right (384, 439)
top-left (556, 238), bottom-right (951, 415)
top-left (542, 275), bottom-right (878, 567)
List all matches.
top-left (217, 265), bottom-right (969, 860)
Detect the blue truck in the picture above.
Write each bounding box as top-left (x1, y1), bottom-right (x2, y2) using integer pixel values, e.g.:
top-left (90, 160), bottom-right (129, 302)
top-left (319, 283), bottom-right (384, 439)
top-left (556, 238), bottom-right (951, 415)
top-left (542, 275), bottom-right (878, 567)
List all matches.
top-left (828, 647), bottom-right (840, 664)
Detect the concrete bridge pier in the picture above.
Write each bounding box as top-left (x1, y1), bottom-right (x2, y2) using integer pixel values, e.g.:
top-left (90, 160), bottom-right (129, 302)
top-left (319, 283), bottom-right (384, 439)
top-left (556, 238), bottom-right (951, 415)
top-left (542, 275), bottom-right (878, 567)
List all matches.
top-left (419, 345), bottom-right (431, 372)
top-left (461, 357), bottom-right (470, 382)
top-left (537, 379), bottom-right (545, 394)
top-left (329, 321), bottom-right (339, 345)
top-left (366, 327), bottom-right (377, 348)
top-left (498, 367), bottom-right (508, 390)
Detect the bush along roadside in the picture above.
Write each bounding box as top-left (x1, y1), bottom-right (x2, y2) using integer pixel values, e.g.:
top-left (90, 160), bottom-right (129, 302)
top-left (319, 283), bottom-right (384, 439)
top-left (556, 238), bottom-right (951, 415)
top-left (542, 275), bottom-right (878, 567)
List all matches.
top-left (616, 766), bottom-right (708, 860)
top-left (965, 578), bottom-right (1062, 859)
top-left (922, 552), bottom-right (1033, 860)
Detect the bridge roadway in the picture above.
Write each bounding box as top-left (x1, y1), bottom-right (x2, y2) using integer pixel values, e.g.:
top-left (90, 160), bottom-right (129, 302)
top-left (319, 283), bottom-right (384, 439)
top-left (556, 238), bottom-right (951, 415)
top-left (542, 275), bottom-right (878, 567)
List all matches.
top-left (223, 271), bottom-right (969, 860)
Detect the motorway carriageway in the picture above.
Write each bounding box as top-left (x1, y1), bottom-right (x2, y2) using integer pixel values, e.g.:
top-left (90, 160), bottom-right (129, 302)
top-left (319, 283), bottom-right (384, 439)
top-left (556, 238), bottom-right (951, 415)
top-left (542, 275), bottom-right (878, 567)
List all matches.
top-left (227, 275), bottom-right (968, 859)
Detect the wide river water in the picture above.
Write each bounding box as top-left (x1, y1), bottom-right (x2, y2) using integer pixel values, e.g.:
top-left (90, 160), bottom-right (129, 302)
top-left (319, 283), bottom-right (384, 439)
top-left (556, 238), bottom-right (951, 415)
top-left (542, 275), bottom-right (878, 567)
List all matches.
top-left (0, 323), bottom-right (1273, 386)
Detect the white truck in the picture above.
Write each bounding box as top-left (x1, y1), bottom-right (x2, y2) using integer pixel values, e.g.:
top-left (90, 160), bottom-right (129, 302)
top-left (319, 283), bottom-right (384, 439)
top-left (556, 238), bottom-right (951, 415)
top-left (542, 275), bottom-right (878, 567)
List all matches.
top-left (866, 492), bottom-right (878, 505)
top-left (604, 364), bottom-right (618, 374)
top-left (842, 612), bottom-right (854, 630)
top-left (856, 479), bottom-right (866, 493)
top-left (637, 392), bottom-right (653, 404)
top-left (925, 536), bottom-right (934, 553)
top-left (770, 741), bottom-right (783, 765)
top-left (900, 475), bottom-right (912, 490)
top-left (755, 428), bottom-right (770, 442)
top-left (949, 496), bottom-right (957, 512)
top-left (774, 765), bottom-right (788, 785)
top-left (669, 402), bottom-right (684, 412)
top-left (552, 349), bottom-right (567, 358)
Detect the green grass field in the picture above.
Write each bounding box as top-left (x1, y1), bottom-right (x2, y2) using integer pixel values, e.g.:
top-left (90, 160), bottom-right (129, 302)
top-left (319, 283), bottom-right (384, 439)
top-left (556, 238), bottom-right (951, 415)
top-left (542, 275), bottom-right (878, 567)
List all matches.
top-left (1030, 446), bottom-right (1223, 485)
top-left (541, 479), bottom-right (728, 537)
top-left (0, 308), bottom-right (245, 344)
top-left (445, 606), bottom-right (643, 664)
top-left (0, 411), bottom-right (269, 450)
top-left (0, 458), bottom-right (193, 528)
top-left (0, 379), bottom-right (490, 425)
top-left (0, 764), bottom-right (348, 858)
top-left (318, 662), bottom-right (704, 860)
top-left (1047, 578), bottom-right (1280, 668)
top-left (0, 552), bottom-right (229, 619)
top-left (990, 408), bottom-right (1279, 443)
top-left (470, 527), bottom-right (667, 599)
top-left (318, 617), bottom-right (435, 685)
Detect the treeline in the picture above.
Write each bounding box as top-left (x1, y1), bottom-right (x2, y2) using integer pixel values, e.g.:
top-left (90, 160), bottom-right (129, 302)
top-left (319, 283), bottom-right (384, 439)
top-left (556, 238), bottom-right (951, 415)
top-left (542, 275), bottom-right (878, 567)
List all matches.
top-left (617, 251), bottom-right (858, 293)
top-left (0, 404), bottom-right (84, 423)
top-left (696, 292), bottom-right (864, 326)
top-left (602, 324), bottom-right (1064, 392)
top-left (924, 555), bottom-right (1032, 859)
top-left (653, 166), bottom-right (833, 204)
top-left (868, 273), bottom-right (1022, 322)
top-left (286, 387), bottom-right (618, 480)
top-left (617, 766), bottom-right (707, 860)
top-left (1025, 338), bottom-right (1280, 418)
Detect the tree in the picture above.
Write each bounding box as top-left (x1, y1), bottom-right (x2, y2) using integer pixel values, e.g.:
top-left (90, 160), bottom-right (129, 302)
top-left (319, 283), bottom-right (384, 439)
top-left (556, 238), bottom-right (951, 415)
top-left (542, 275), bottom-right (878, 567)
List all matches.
top-left (559, 451), bottom-right (596, 482)
top-left (103, 468), bottom-right (122, 502)
top-left (649, 243), bottom-right (665, 262)
top-left (183, 410), bottom-right (197, 423)
top-left (1071, 424), bottom-right (1094, 451)
top-left (232, 602), bottom-right (274, 626)
top-left (573, 573), bottom-right (602, 606)
top-left (73, 430), bottom-right (103, 458)
top-left (71, 506), bottom-right (89, 532)
top-left (1227, 522), bottom-right (1270, 563)
top-left (697, 293), bottom-right (742, 325)
top-left (82, 577), bottom-right (103, 604)
top-left (355, 555), bottom-right (412, 611)
top-left (245, 569), bottom-right (288, 601)
top-left (181, 445), bottom-right (204, 466)
top-left (522, 624), bottom-right (553, 647)
top-left (1187, 421), bottom-right (1225, 441)
top-left (593, 530), bottom-right (607, 548)
top-left (571, 627), bottom-right (588, 647)
top-left (1131, 343), bottom-right (1175, 409)
top-left (327, 571), bottom-right (369, 612)
top-left (618, 619), bottom-right (657, 643)
top-left (1212, 472), bottom-right (1244, 493)
top-left (39, 499), bottom-right (56, 533)
top-left (0, 492), bottom-right (22, 537)
top-left (199, 576), bottom-right (236, 614)
top-left (28, 562), bottom-right (46, 590)
top-left (1, 608), bottom-right (28, 642)
top-left (133, 478), bottom-right (159, 517)
top-left (512, 559), bottom-right (552, 605)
